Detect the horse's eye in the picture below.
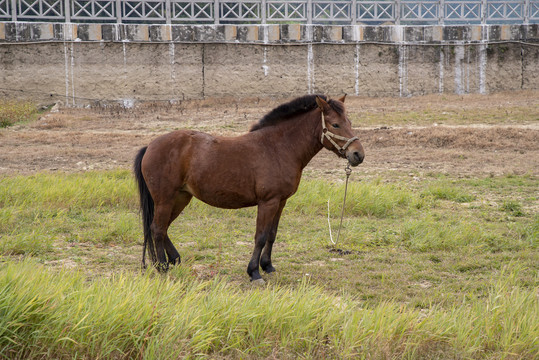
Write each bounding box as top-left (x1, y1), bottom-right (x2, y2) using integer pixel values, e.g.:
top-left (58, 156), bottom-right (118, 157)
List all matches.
top-left (332, 123), bottom-right (340, 129)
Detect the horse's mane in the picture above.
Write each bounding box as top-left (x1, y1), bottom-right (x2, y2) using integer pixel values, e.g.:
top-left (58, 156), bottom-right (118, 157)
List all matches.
top-left (249, 94), bottom-right (344, 132)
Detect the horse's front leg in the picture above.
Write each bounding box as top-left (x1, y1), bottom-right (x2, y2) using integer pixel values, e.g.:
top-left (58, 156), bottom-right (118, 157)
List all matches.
top-left (260, 199), bottom-right (286, 274)
top-left (247, 199), bottom-right (282, 282)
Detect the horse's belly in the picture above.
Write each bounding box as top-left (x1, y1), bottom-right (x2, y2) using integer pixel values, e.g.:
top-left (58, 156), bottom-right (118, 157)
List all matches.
top-left (203, 195), bottom-right (256, 209)
top-left (185, 184), bottom-right (256, 209)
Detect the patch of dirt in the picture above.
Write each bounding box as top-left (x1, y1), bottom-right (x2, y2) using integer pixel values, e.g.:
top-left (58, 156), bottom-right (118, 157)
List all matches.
top-left (0, 92), bottom-right (538, 177)
top-left (354, 125), bottom-right (539, 177)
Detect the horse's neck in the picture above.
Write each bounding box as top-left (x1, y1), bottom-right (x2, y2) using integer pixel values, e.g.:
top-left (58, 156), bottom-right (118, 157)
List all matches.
top-left (276, 111), bottom-right (324, 169)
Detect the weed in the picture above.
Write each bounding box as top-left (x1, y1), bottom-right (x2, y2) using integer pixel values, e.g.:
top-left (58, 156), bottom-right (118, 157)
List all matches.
top-left (502, 200), bottom-right (525, 217)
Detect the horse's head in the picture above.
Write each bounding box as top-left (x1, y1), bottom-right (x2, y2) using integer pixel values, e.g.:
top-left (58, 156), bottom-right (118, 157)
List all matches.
top-left (315, 95), bottom-right (365, 166)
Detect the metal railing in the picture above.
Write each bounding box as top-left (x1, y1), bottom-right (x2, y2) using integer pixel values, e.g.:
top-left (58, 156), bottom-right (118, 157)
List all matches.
top-left (1, 0), bottom-right (538, 24)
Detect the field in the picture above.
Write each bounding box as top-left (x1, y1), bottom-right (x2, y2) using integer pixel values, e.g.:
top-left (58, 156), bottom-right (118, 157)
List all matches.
top-left (0, 92), bottom-right (538, 359)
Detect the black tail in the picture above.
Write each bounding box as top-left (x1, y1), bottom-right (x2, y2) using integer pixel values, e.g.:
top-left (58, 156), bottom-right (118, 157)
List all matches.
top-left (134, 146), bottom-right (156, 268)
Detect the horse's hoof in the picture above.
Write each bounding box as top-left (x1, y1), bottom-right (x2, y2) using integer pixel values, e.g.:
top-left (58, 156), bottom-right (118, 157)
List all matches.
top-left (263, 266), bottom-right (276, 274)
top-left (251, 278), bottom-right (266, 287)
top-left (155, 263), bottom-right (169, 273)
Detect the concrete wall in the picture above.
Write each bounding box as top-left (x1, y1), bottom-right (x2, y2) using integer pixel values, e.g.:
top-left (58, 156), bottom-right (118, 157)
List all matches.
top-left (1, 22), bottom-right (538, 104)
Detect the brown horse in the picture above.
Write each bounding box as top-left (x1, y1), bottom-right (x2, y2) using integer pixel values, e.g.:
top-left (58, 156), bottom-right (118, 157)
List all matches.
top-left (134, 95), bottom-right (364, 282)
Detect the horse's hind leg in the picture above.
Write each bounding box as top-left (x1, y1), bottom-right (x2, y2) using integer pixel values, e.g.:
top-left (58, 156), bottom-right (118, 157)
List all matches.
top-left (164, 191), bottom-right (193, 266)
top-left (150, 202), bottom-right (174, 272)
top-left (150, 191), bottom-right (192, 272)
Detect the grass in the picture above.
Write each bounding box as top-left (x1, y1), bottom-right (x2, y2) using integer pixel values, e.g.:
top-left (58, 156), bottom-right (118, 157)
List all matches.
top-left (502, 200), bottom-right (525, 217)
top-left (421, 181), bottom-right (476, 203)
top-left (0, 170), bottom-right (537, 358)
top-left (0, 260), bottom-right (537, 359)
top-left (0, 99), bottom-right (39, 128)
top-left (0, 170), bottom-right (137, 210)
top-left (288, 178), bottom-right (414, 218)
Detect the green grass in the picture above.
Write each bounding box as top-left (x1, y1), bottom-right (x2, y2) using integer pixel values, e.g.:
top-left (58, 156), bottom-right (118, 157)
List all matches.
top-left (288, 178), bottom-right (414, 218)
top-left (0, 171), bottom-right (537, 358)
top-left (502, 200), bottom-right (525, 217)
top-left (0, 232), bottom-right (54, 256)
top-left (421, 181), bottom-right (476, 203)
top-left (0, 170), bottom-right (137, 210)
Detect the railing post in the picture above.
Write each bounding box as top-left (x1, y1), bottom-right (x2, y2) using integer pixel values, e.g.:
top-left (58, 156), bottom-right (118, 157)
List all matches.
top-left (65, 0), bottom-right (71, 22)
top-left (351, 0), bottom-right (357, 25)
top-left (307, 0), bottom-right (312, 24)
top-left (214, 0), bottom-right (219, 24)
top-left (396, 0), bottom-right (401, 25)
top-left (524, 0), bottom-right (530, 24)
top-left (481, 0), bottom-right (487, 24)
top-left (11, 0), bottom-right (17, 21)
top-left (166, 0), bottom-right (171, 24)
top-left (116, 0), bottom-right (123, 23)
top-left (261, 0), bottom-right (266, 24)
top-left (439, 0), bottom-right (444, 25)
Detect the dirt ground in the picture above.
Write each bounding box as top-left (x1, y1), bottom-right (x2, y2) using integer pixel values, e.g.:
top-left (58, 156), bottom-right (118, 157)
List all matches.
top-left (1, 91), bottom-right (538, 178)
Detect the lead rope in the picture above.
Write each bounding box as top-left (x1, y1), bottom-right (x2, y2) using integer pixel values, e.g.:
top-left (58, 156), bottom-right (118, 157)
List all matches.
top-left (328, 163), bottom-right (352, 246)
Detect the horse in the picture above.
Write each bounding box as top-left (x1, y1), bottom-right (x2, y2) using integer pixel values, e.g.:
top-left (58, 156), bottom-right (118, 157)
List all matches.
top-left (133, 94), bottom-right (365, 283)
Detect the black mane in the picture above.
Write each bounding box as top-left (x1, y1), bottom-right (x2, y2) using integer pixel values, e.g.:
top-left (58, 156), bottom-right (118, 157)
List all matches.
top-left (249, 94), bottom-right (344, 132)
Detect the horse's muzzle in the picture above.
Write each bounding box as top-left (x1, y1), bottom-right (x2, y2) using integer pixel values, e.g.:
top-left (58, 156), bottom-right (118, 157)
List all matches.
top-left (347, 150), bottom-right (364, 166)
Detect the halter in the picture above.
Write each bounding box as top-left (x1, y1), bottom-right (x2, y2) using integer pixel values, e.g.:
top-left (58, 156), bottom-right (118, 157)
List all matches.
top-left (320, 112), bottom-right (359, 155)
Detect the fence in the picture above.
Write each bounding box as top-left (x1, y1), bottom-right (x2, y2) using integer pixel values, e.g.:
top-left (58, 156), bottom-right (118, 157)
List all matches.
top-left (1, 0), bottom-right (538, 24)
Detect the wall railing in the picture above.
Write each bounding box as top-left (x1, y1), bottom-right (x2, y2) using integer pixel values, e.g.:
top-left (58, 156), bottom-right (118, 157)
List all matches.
top-left (1, 0), bottom-right (538, 24)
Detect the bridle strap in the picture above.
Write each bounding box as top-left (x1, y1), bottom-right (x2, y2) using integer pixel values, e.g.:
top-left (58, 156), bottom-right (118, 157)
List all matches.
top-left (320, 112), bottom-right (359, 154)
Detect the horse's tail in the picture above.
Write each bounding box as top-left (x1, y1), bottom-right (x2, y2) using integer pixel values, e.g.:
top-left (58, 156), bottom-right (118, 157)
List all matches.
top-left (134, 146), bottom-right (156, 268)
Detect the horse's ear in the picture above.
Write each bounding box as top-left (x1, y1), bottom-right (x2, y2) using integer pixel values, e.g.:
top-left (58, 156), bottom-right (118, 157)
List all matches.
top-left (315, 96), bottom-right (330, 112)
top-left (338, 94), bottom-right (347, 103)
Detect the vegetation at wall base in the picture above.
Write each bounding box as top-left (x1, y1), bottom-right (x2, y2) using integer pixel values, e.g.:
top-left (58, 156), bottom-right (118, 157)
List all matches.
top-left (0, 100), bottom-right (39, 128)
